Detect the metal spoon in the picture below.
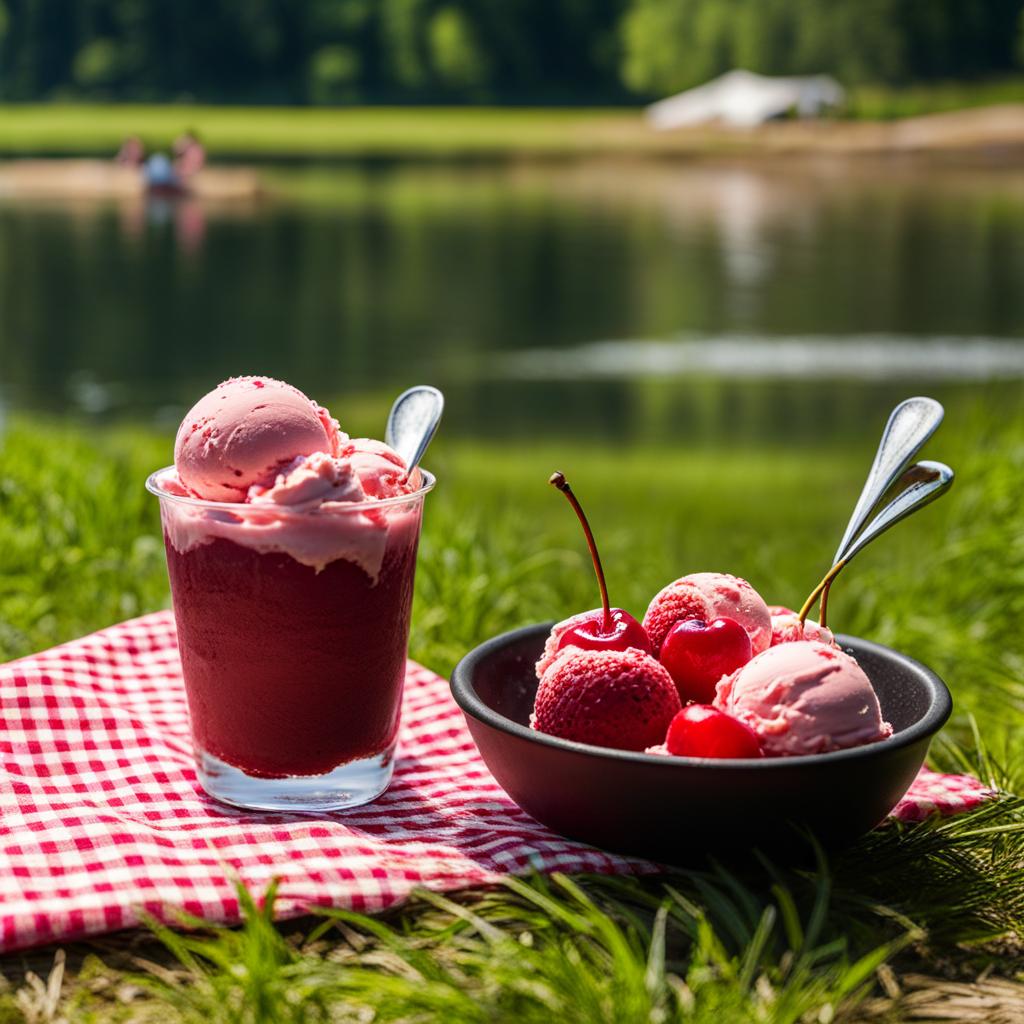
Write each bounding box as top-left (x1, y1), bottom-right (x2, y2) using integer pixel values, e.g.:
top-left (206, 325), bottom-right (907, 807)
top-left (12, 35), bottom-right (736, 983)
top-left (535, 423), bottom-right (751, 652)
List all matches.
top-left (799, 460), bottom-right (954, 627)
top-left (385, 385), bottom-right (444, 474)
top-left (833, 396), bottom-right (944, 565)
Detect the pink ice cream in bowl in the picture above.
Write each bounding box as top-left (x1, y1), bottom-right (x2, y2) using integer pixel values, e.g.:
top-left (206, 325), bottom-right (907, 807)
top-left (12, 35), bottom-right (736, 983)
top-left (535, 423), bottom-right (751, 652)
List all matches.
top-left (452, 400), bottom-right (957, 859)
top-left (148, 376), bottom-right (440, 811)
top-left (714, 642), bottom-right (893, 756)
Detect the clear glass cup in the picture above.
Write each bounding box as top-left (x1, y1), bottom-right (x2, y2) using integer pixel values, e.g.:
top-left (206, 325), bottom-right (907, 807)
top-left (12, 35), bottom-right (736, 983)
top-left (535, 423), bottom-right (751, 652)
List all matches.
top-left (146, 467), bottom-right (434, 811)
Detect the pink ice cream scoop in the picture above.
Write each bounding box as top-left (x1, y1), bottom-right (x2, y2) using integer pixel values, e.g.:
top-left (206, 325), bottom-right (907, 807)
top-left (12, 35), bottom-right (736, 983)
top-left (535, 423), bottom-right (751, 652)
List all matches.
top-left (714, 640), bottom-right (893, 756)
top-left (535, 610), bottom-right (599, 678)
top-left (343, 438), bottom-right (420, 498)
top-left (164, 379), bottom-right (419, 580)
top-left (768, 606), bottom-right (836, 648)
top-left (175, 375), bottom-right (342, 502)
top-left (247, 451), bottom-right (365, 509)
top-left (247, 440), bottom-right (417, 509)
top-left (644, 572), bottom-right (772, 654)
top-left (532, 647), bottom-right (681, 752)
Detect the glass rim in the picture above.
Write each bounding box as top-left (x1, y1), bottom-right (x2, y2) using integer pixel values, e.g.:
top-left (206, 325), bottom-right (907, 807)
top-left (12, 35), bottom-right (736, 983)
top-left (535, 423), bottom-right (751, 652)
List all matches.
top-left (145, 465), bottom-right (435, 513)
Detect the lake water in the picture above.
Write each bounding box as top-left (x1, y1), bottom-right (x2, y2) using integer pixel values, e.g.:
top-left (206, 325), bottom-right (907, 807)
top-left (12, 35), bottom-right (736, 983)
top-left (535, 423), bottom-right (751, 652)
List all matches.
top-left (2, 160), bottom-right (1022, 444)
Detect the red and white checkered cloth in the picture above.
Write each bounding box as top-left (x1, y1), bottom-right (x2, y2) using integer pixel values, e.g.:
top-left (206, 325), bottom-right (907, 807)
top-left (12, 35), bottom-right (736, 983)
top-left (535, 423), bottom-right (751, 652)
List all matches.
top-left (0, 612), bottom-right (992, 953)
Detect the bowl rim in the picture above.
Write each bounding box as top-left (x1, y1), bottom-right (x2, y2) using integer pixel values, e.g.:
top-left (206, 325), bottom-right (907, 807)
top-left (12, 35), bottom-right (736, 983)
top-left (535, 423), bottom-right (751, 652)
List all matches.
top-left (450, 622), bottom-right (953, 769)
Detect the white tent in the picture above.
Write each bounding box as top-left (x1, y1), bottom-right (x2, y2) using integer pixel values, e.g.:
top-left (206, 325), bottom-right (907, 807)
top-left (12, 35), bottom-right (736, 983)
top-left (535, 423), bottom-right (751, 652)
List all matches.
top-left (646, 69), bottom-right (845, 130)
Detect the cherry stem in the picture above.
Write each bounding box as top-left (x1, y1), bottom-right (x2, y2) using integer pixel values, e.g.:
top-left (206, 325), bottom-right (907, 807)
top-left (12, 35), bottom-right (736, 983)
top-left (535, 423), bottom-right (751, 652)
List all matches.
top-left (818, 578), bottom-right (834, 630)
top-left (798, 560), bottom-right (845, 629)
top-left (550, 472), bottom-right (612, 634)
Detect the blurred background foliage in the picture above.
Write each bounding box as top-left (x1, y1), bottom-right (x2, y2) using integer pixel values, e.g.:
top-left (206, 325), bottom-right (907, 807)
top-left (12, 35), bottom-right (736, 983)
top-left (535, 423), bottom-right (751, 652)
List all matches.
top-left (1, 0), bottom-right (1023, 105)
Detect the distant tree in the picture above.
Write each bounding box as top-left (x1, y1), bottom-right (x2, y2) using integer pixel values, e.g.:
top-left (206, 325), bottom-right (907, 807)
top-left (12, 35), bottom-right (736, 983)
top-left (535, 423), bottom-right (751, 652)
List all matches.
top-left (0, 0), bottom-right (1020, 104)
top-left (429, 7), bottom-right (490, 93)
top-left (308, 45), bottom-right (362, 104)
top-left (620, 0), bottom-right (700, 94)
top-left (620, 0), bottom-right (1024, 96)
top-left (381, 0), bottom-right (432, 91)
top-left (71, 36), bottom-right (120, 92)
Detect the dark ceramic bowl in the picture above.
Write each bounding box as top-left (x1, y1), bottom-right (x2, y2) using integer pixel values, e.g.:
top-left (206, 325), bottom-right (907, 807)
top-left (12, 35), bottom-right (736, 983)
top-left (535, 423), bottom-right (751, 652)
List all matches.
top-left (451, 624), bottom-right (952, 859)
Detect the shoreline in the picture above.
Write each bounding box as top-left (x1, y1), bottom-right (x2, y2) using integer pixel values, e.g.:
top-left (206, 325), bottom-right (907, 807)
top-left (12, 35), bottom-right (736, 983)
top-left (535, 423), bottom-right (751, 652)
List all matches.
top-left (0, 103), bottom-right (1022, 163)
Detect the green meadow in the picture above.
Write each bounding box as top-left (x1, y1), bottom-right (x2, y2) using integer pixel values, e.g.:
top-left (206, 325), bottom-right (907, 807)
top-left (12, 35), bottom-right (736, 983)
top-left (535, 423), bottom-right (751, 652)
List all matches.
top-left (1, 389), bottom-right (1022, 1020)
top-left (0, 105), bottom-right (616, 159)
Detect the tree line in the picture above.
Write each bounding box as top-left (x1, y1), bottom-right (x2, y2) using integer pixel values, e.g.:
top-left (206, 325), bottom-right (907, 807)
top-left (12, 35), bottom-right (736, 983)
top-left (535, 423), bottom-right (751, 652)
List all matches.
top-left (1, 0), bottom-right (1022, 104)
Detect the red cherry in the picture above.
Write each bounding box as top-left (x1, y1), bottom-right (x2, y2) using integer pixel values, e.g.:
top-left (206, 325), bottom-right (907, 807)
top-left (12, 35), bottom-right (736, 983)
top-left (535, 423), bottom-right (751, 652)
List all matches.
top-left (548, 471), bottom-right (650, 657)
top-left (557, 607), bottom-right (652, 655)
top-left (659, 616), bottom-right (752, 704)
top-left (665, 705), bottom-right (762, 759)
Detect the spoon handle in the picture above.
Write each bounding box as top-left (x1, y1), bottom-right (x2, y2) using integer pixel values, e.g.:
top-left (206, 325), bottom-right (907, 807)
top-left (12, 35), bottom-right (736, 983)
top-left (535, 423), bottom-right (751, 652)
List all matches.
top-left (385, 385), bottom-right (444, 473)
top-left (833, 396), bottom-right (944, 564)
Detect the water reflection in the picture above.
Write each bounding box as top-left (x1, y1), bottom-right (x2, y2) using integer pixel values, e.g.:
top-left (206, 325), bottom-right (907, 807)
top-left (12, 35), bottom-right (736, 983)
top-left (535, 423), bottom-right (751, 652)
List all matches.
top-left (117, 194), bottom-right (208, 254)
top-left (1, 160), bottom-right (1022, 444)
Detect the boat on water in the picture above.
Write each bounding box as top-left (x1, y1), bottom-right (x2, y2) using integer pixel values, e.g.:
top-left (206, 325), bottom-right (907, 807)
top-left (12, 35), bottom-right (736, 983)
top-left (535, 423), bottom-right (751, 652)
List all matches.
top-left (0, 159), bottom-right (263, 201)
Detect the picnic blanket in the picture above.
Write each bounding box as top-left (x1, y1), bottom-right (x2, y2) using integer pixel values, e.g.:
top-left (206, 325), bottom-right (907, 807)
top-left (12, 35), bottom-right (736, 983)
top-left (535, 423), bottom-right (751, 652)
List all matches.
top-left (0, 612), bottom-right (991, 953)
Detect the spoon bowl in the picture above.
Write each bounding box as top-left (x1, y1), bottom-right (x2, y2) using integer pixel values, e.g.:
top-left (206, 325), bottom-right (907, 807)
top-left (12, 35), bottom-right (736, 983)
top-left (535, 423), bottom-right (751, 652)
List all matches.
top-left (834, 396), bottom-right (944, 564)
top-left (799, 396), bottom-right (950, 629)
top-left (801, 459), bottom-right (954, 625)
top-left (386, 386), bottom-right (444, 474)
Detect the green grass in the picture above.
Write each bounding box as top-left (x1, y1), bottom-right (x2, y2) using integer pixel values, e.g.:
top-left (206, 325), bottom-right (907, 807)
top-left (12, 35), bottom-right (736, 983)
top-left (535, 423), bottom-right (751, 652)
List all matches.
top-left (1, 393), bottom-right (1023, 1020)
top-left (1, 84), bottom-right (1023, 160)
top-left (0, 104), bottom-right (631, 159)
